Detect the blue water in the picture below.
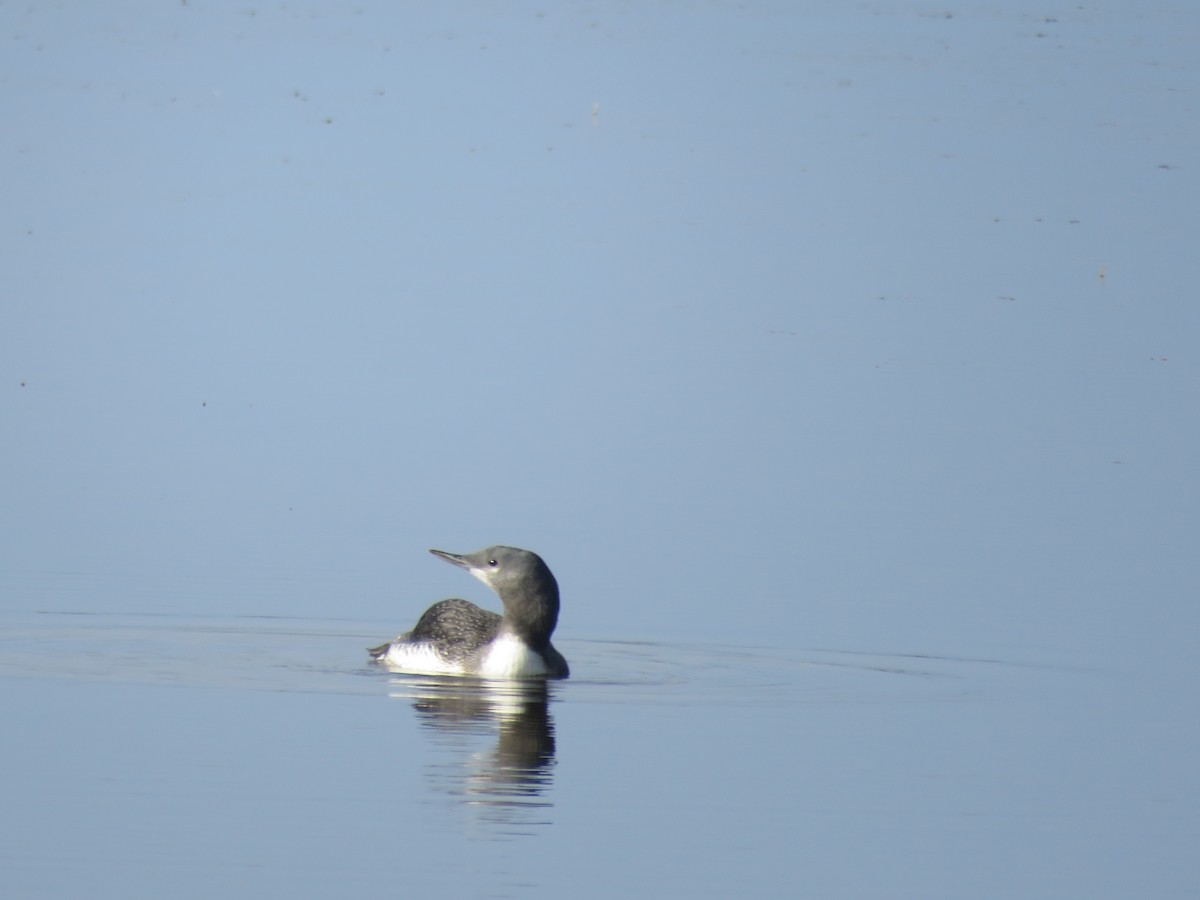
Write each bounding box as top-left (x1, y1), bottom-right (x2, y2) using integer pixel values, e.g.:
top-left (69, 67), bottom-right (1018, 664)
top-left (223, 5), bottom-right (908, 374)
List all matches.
top-left (2, 610), bottom-right (1193, 898)
top-left (2, 2), bottom-right (1197, 896)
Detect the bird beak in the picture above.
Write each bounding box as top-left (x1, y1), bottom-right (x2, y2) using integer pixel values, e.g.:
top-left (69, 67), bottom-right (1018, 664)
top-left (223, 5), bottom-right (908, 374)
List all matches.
top-left (429, 548), bottom-right (469, 569)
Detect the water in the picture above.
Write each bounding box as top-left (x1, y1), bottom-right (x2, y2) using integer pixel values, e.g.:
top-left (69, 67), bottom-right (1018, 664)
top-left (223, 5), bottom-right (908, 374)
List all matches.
top-left (3, 609), bottom-right (1190, 898)
top-left (2, 1), bottom-right (1197, 896)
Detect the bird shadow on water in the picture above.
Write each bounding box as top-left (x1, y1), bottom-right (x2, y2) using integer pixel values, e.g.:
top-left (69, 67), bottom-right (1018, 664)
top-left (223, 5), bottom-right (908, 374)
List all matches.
top-left (1, 609), bottom-right (1076, 838)
top-left (364, 638), bottom-right (1069, 840)
top-left (380, 674), bottom-right (560, 839)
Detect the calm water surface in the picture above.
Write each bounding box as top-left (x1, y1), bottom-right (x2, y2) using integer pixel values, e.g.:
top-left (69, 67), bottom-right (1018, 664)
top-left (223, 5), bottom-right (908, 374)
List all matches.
top-left (2, 609), bottom-right (1187, 899)
top-left (3, 1), bottom-right (1197, 896)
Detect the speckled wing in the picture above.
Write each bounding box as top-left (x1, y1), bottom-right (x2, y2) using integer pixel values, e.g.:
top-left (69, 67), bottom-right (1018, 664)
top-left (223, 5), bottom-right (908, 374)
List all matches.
top-left (367, 599), bottom-right (503, 663)
top-left (407, 599), bottom-right (502, 651)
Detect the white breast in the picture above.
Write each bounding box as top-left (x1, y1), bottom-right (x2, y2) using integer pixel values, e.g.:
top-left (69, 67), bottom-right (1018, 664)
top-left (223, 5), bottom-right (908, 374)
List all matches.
top-left (380, 641), bottom-right (465, 676)
top-left (379, 634), bottom-right (548, 679)
top-left (476, 633), bottom-right (549, 678)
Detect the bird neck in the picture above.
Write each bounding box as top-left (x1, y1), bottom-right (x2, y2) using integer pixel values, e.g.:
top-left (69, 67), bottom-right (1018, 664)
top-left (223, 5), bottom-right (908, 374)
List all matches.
top-left (499, 585), bottom-right (560, 648)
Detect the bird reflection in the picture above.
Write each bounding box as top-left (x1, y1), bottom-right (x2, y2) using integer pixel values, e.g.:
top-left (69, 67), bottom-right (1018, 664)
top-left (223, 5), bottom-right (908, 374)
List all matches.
top-left (386, 675), bottom-right (558, 834)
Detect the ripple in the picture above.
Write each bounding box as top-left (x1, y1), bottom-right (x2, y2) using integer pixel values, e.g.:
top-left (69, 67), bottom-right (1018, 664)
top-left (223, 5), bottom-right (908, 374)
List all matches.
top-left (0, 611), bottom-right (1054, 706)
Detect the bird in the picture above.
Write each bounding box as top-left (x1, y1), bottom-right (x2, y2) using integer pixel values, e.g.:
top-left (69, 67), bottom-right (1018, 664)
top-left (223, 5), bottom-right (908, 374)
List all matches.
top-left (369, 546), bottom-right (568, 679)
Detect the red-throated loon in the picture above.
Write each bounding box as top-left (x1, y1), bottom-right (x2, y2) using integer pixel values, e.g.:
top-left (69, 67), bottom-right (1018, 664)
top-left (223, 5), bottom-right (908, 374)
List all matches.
top-left (369, 546), bottom-right (568, 679)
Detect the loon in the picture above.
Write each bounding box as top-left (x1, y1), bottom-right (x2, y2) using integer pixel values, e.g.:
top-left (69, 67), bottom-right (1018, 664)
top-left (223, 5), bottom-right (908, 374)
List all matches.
top-left (368, 546), bottom-right (569, 679)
